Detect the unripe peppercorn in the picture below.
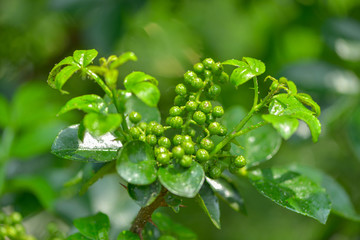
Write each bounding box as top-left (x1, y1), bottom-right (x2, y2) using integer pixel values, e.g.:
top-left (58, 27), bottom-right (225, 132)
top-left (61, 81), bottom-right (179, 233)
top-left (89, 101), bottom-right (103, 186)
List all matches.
top-left (208, 84), bottom-right (221, 99)
top-left (212, 62), bottom-right (223, 75)
top-left (204, 70), bottom-right (212, 79)
top-left (155, 146), bottom-right (168, 156)
top-left (188, 95), bottom-right (196, 101)
top-left (200, 138), bottom-right (215, 152)
top-left (158, 136), bottom-right (171, 149)
top-left (130, 127), bottom-right (141, 139)
top-left (186, 101), bottom-right (198, 112)
top-left (146, 121), bottom-right (157, 134)
top-left (174, 95), bottom-right (187, 106)
top-left (139, 135), bottom-right (146, 142)
top-left (218, 125), bottom-right (228, 136)
top-left (199, 101), bottom-right (212, 114)
top-left (193, 111), bottom-right (206, 125)
top-left (208, 122), bottom-right (221, 135)
top-left (212, 106), bottom-right (224, 118)
top-left (182, 141), bottom-right (195, 155)
top-left (146, 134), bottom-right (157, 146)
top-left (165, 117), bottom-right (172, 125)
top-left (169, 116), bottom-right (183, 128)
top-left (10, 212), bottom-right (22, 224)
top-left (175, 83), bottom-right (187, 96)
top-left (172, 146), bottom-right (185, 159)
top-left (194, 62), bottom-right (205, 74)
top-left (184, 71), bottom-right (197, 85)
top-left (191, 77), bottom-right (204, 90)
top-left (139, 122), bottom-right (147, 131)
top-left (196, 149), bottom-right (209, 162)
top-left (180, 155), bottom-right (193, 167)
top-left (183, 135), bottom-right (193, 142)
top-left (152, 124), bottom-right (164, 136)
top-left (203, 58), bottom-right (215, 70)
top-left (169, 106), bottom-right (183, 116)
top-left (209, 165), bottom-right (222, 179)
top-left (173, 135), bottom-right (183, 146)
top-left (201, 161), bottom-right (211, 173)
top-left (233, 155), bottom-right (246, 168)
top-left (218, 71), bottom-right (229, 84)
top-left (129, 111), bottom-right (142, 124)
top-left (157, 152), bottom-right (171, 165)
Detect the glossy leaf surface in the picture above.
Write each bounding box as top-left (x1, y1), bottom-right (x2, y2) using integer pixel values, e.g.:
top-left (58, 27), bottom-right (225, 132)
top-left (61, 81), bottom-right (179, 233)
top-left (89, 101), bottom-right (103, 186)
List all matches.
top-left (52, 124), bottom-right (122, 162)
top-left (58, 94), bottom-right (106, 115)
top-left (83, 112), bottom-right (122, 137)
top-left (128, 181), bottom-right (162, 207)
top-left (73, 212), bottom-right (109, 240)
top-left (248, 167), bottom-right (331, 224)
top-left (262, 114), bottom-right (299, 140)
top-left (110, 52), bottom-right (138, 69)
top-left (54, 65), bottom-right (80, 94)
top-left (117, 231), bottom-right (140, 240)
top-left (73, 49), bottom-right (98, 67)
top-left (206, 177), bottom-right (246, 214)
top-left (158, 162), bottom-right (205, 198)
top-left (48, 56), bottom-right (77, 89)
top-left (196, 181), bottom-right (221, 229)
top-left (116, 140), bottom-right (157, 185)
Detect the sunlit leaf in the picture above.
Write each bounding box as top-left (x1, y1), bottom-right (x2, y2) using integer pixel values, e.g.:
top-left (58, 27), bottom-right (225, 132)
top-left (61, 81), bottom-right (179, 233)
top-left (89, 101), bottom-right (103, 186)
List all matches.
top-left (54, 65), bottom-right (80, 94)
top-left (73, 49), bottom-right (98, 67)
top-left (295, 93), bottom-right (321, 117)
top-left (83, 112), bottom-right (122, 137)
top-left (73, 212), bottom-right (110, 240)
top-left (58, 94), bottom-right (107, 116)
top-left (48, 56), bottom-right (77, 89)
top-left (110, 52), bottom-right (138, 69)
top-left (262, 114), bottom-right (299, 140)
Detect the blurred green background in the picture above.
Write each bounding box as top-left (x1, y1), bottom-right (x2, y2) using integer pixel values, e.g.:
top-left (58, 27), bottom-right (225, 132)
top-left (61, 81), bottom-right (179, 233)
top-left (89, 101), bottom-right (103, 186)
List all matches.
top-left (1, 0), bottom-right (360, 239)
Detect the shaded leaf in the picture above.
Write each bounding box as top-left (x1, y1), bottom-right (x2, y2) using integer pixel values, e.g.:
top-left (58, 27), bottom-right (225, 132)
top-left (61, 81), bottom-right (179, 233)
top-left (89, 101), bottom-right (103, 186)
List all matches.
top-left (73, 49), bottom-right (98, 67)
top-left (206, 177), bottom-right (246, 214)
top-left (165, 193), bottom-right (182, 213)
top-left (83, 112), bottom-right (122, 137)
top-left (117, 231), bottom-right (140, 240)
top-left (128, 181), bottom-right (162, 207)
top-left (54, 65), bottom-right (80, 94)
top-left (262, 114), bottom-right (299, 140)
top-left (52, 124), bottom-right (122, 162)
top-left (73, 212), bottom-right (110, 240)
top-left (110, 52), bottom-right (138, 69)
top-left (0, 95), bottom-right (10, 127)
top-left (116, 140), bottom-right (157, 185)
top-left (58, 95), bottom-right (107, 116)
top-left (196, 181), bottom-right (221, 229)
top-left (158, 162), bottom-right (205, 198)
top-left (248, 167), bottom-right (331, 224)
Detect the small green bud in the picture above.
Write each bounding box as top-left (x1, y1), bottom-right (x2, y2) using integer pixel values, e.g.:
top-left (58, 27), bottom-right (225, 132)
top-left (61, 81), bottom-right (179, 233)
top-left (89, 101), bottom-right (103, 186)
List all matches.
top-left (208, 84), bottom-right (221, 99)
top-left (157, 152), bottom-right (171, 165)
top-left (199, 101), bottom-right (212, 114)
top-left (180, 155), bottom-right (193, 167)
top-left (139, 122), bottom-right (147, 131)
top-left (172, 146), bottom-right (185, 159)
top-left (169, 116), bottom-right (183, 128)
top-left (233, 155), bottom-right (246, 168)
top-left (146, 134), bottom-right (157, 146)
top-left (191, 77), bottom-right (204, 90)
top-left (169, 106), bottom-right (183, 117)
top-left (203, 58), bottom-right (215, 70)
top-left (200, 138), bottom-right (215, 152)
top-left (158, 137), bottom-right (171, 149)
top-left (130, 127), bottom-right (141, 139)
top-left (174, 95), bottom-right (187, 106)
top-left (152, 124), bottom-right (164, 136)
top-left (181, 141), bottom-right (195, 155)
top-left (209, 165), bottom-right (222, 179)
top-left (175, 83), bottom-right (187, 96)
top-left (196, 149), bottom-right (209, 162)
top-left (193, 62), bottom-right (205, 74)
top-left (184, 71), bottom-right (197, 85)
top-left (208, 122), bottom-right (221, 135)
top-left (129, 111), bottom-right (142, 124)
top-left (193, 111), bottom-right (206, 125)
top-left (212, 106), bottom-right (224, 118)
top-left (218, 71), bottom-right (229, 84)
top-left (186, 100), bottom-right (198, 112)
top-left (173, 135), bottom-right (183, 145)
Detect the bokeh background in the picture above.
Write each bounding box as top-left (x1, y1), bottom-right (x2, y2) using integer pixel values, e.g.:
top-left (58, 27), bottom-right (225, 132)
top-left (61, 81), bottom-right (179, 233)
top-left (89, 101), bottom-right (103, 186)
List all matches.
top-left (1, 0), bottom-right (360, 239)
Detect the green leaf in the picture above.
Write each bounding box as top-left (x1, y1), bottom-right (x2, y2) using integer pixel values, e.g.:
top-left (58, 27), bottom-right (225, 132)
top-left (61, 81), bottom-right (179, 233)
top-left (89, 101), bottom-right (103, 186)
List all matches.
top-left (224, 57), bottom-right (265, 87)
top-left (289, 165), bottom-right (360, 221)
top-left (248, 167), bottom-right (331, 224)
top-left (117, 231), bottom-right (140, 240)
top-left (165, 193), bottom-right (183, 213)
top-left (128, 181), bottom-right (162, 207)
top-left (5, 176), bottom-right (56, 210)
top-left (104, 69), bottom-right (119, 89)
top-left (110, 52), bottom-right (138, 69)
top-left (158, 162), bottom-right (205, 198)
top-left (83, 113), bottom-right (122, 137)
top-left (0, 95), bottom-right (10, 128)
top-left (125, 95), bottom-right (161, 124)
top-left (73, 212), bottom-right (110, 240)
top-left (73, 49), bottom-right (98, 67)
top-left (67, 233), bottom-right (92, 240)
top-left (54, 65), bottom-right (80, 94)
top-left (206, 177), bottom-right (246, 214)
top-left (262, 114), bottom-right (299, 140)
top-left (286, 80), bottom-right (297, 95)
top-left (223, 106), bottom-right (281, 167)
top-left (295, 93), bottom-right (321, 117)
top-left (196, 181), bottom-right (221, 229)
top-left (116, 140), bottom-right (157, 185)
top-left (124, 72), bottom-right (160, 107)
top-left (52, 124), bottom-right (122, 162)
top-left (269, 94), bottom-right (321, 142)
top-left (48, 56), bottom-right (78, 89)
top-left (58, 95), bottom-right (107, 116)
top-left (151, 212), bottom-right (197, 240)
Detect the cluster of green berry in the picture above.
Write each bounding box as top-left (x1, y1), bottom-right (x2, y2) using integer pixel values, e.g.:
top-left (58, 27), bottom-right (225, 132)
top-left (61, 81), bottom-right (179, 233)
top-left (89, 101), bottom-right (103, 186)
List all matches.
top-left (128, 58), bottom-right (246, 179)
top-left (0, 211), bottom-right (35, 240)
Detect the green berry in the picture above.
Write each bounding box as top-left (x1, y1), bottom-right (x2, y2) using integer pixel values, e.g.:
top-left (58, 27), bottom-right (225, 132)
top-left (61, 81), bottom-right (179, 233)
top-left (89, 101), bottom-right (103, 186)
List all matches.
top-left (175, 83), bottom-right (187, 96)
top-left (139, 122), bottom-right (147, 131)
top-left (208, 122), bottom-right (221, 135)
top-left (209, 165), bottom-right (222, 179)
top-left (10, 212), bottom-right (22, 224)
top-left (180, 155), bottom-right (193, 167)
top-left (279, 77), bottom-right (287, 84)
top-left (173, 135), bottom-right (183, 146)
top-left (229, 163), bottom-right (240, 174)
top-left (188, 95), bottom-right (196, 101)
top-left (186, 101), bottom-right (198, 112)
top-left (172, 146), bottom-right (185, 159)
top-left (191, 77), bottom-right (204, 89)
top-left (218, 125), bottom-right (228, 136)
top-left (158, 137), bottom-right (171, 149)
top-left (182, 141), bottom-right (195, 155)
top-left (130, 127), bottom-right (141, 139)
top-left (196, 149), bottom-right (209, 162)
top-left (218, 71), bottom-right (229, 84)
top-left (169, 106), bottom-right (183, 116)
top-left (212, 106), bottom-right (224, 118)
top-left (186, 127), bottom-right (196, 137)
top-left (174, 95), bottom-right (187, 106)
top-left (203, 58), bottom-right (215, 70)
top-left (139, 135), bottom-right (146, 142)
top-left (14, 224), bottom-right (25, 235)
top-left (157, 153), bottom-right (171, 165)
top-left (146, 134), bottom-right (157, 146)
top-left (204, 70), bottom-right (212, 79)
top-left (200, 138), bottom-right (215, 152)
top-left (184, 71), bottom-right (197, 85)
top-left (169, 116), bottom-right (183, 128)
top-left (233, 155), bottom-right (246, 168)
top-left (155, 146), bottom-right (168, 156)
top-left (183, 135), bottom-right (193, 142)
top-left (193, 62), bottom-right (205, 74)
top-left (199, 101), bottom-right (212, 113)
top-left (193, 111), bottom-right (206, 125)
top-left (152, 124), bottom-right (164, 136)
top-left (146, 121), bottom-right (157, 134)
top-left (208, 84), bottom-right (221, 99)
top-left (129, 111), bottom-right (142, 124)
top-left (212, 62), bottom-right (223, 75)
top-left (206, 113), bottom-right (215, 124)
